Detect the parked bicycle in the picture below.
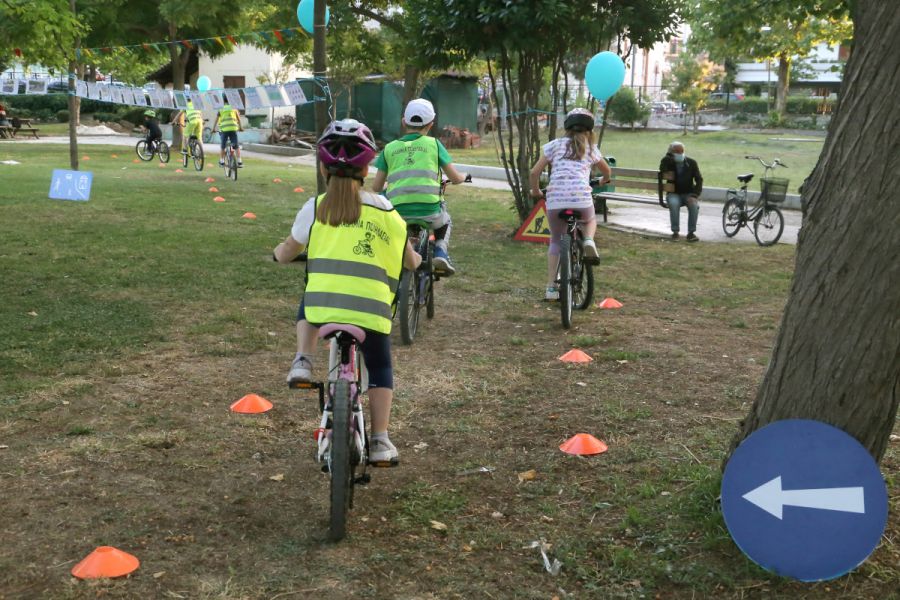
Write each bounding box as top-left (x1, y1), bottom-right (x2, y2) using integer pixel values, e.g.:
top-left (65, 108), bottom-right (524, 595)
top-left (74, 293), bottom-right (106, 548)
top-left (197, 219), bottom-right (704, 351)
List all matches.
top-left (202, 119), bottom-right (213, 144)
top-left (396, 175), bottom-right (471, 345)
top-left (290, 322), bottom-right (372, 542)
top-left (555, 207), bottom-right (596, 329)
top-left (722, 156), bottom-right (789, 246)
top-left (135, 137), bottom-right (170, 164)
top-left (175, 123), bottom-right (204, 172)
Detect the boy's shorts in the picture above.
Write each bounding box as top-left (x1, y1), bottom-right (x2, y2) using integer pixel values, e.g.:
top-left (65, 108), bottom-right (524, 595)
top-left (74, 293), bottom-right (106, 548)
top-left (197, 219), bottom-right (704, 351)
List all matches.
top-left (219, 131), bottom-right (238, 149)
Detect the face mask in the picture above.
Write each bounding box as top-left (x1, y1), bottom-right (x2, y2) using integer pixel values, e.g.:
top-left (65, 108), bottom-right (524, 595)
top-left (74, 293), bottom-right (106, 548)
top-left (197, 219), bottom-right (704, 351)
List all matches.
top-left (673, 153), bottom-right (685, 162)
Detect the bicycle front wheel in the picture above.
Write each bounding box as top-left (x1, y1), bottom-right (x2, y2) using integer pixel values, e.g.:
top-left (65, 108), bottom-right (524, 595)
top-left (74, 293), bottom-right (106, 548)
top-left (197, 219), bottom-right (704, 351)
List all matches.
top-left (135, 140), bottom-right (153, 161)
top-left (558, 235), bottom-right (573, 329)
top-left (191, 140), bottom-right (204, 171)
top-left (722, 198), bottom-right (743, 237)
top-left (228, 151), bottom-right (238, 181)
top-left (572, 241), bottom-right (594, 310)
top-left (329, 379), bottom-right (353, 542)
top-left (753, 205), bottom-right (784, 246)
top-left (157, 141), bottom-right (170, 164)
top-left (398, 269), bottom-right (420, 344)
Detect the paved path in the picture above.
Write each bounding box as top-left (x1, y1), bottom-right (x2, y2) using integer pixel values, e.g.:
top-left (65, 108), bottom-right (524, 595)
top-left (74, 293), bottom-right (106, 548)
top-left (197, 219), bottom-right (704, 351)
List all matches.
top-left (12, 136), bottom-right (803, 245)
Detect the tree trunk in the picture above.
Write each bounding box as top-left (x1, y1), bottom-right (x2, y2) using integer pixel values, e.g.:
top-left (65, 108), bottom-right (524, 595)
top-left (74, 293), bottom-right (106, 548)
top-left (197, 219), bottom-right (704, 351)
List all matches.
top-left (67, 0), bottom-right (78, 171)
top-left (168, 23), bottom-right (188, 151)
top-left (402, 64), bottom-right (419, 106)
top-left (313, 0), bottom-right (328, 193)
top-left (775, 54), bottom-right (790, 117)
top-left (726, 0), bottom-right (900, 465)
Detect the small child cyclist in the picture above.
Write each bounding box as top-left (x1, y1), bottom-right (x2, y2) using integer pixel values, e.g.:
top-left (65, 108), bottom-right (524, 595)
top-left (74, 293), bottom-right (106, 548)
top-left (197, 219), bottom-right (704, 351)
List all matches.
top-left (529, 108), bottom-right (611, 301)
top-left (273, 119), bottom-right (422, 466)
top-left (141, 109), bottom-right (162, 149)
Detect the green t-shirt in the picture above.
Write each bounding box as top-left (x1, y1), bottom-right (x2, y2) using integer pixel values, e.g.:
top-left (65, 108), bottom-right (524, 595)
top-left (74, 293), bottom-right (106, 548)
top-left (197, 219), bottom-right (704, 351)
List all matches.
top-left (375, 133), bottom-right (453, 218)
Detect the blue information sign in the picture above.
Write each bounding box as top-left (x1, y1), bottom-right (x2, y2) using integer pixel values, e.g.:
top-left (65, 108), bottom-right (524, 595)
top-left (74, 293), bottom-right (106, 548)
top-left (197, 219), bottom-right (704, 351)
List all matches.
top-left (49, 169), bottom-right (93, 201)
top-left (722, 419), bottom-right (888, 582)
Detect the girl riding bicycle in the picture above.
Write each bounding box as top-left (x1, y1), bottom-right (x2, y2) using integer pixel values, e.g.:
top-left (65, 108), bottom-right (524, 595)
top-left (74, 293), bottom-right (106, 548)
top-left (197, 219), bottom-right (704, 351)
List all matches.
top-left (274, 119), bottom-right (422, 466)
top-left (529, 108), bottom-right (611, 301)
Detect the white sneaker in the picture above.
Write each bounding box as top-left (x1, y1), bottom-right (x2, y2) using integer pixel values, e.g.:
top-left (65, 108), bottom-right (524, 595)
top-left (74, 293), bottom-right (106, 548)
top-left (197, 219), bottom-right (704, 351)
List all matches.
top-left (286, 355), bottom-right (313, 383)
top-left (545, 286), bottom-right (559, 301)
top-left (369, 436), bottom-right (399, 466)
top-left (583, 239), bottom-right (600, 263)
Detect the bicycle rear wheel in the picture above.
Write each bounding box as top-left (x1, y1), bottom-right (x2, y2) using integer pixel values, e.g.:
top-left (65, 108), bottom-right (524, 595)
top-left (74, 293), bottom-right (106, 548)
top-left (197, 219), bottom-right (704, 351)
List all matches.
top-left (135, 140), bottom-right (153, 161)
top-left (558, 235), bottom-right (573, 329)
top-left (722, 198), bottom-right (743, 237)
top-left (228, 150), bottom-right (238, 181)
top-left (329, 379), bottom-right (353, 541)
top-left (425, 240), bottom-right (435, 319)
top-left (181, 145), bottom-right (189, 168)
top-left (398, 269), bottom-right (420, 344)
top-left (753, 205), bottom-right (784, 246)
top-left (158, 141), bottom-right (170, 164)
top-left (191, 139), bottom-right (204, 172)
top-left (572, 240), bottom-right (594, 310)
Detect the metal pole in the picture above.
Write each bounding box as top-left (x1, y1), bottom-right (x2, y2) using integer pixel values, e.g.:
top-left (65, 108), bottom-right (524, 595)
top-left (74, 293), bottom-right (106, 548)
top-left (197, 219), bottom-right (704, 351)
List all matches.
top-left (313, 0), bottom-right (328, 194)
top-left (67, 0), bottom-right (79, 171)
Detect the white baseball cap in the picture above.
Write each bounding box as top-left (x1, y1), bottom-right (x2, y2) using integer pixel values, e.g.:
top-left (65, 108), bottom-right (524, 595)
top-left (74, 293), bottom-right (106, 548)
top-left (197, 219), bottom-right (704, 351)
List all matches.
top-left (404, 98), bottom-right (436, 126)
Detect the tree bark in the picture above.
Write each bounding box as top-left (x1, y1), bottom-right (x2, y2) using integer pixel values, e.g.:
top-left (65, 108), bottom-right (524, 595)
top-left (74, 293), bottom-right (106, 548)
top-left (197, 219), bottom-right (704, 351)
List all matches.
top-left (775, 54), bottom-right (790, 117)
top-left (726, 0), bottom-right (900, 464)
top-left (313, 0), bottom-right (328, 194)
top-left (402, 64), bottom-right (419, 107)
top-left (168, 22), bottom-right (189, 151)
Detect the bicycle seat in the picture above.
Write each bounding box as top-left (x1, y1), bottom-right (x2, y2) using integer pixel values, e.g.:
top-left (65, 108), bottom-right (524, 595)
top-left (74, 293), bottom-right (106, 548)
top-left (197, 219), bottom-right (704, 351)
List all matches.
top-left (558, 209), bottom-right (582, 220)
top-left (318, 323), bottom-right (366, 343)
top-left (737, 173), bottom-right (754, 183)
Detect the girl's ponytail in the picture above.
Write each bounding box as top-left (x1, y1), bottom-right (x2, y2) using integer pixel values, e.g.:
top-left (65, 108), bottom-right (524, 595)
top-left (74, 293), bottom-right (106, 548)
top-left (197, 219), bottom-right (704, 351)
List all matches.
top-left (563, 129), bottom-right (594, 161)
top-left (316, 176), bottom-right (362, 226)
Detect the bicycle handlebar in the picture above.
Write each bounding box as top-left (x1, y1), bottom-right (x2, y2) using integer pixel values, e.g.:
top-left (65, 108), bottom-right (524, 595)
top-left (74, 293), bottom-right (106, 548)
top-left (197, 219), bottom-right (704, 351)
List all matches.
top-left (745, 155), bottom-right (787, 169)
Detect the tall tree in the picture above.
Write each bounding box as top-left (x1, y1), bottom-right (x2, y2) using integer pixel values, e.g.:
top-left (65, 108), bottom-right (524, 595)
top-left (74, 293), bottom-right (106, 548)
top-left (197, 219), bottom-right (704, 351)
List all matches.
top-left (726, 0), bottom-right (899, 463)
top-left (666, 48), bottom-right (723, 133)
top-left (691, 0), bottom-right (852, 117)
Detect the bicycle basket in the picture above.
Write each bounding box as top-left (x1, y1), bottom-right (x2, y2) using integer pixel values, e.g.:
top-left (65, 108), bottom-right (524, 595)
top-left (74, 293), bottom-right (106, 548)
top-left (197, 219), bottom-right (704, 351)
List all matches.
top-left (761, 177), bottom-right (789, 204)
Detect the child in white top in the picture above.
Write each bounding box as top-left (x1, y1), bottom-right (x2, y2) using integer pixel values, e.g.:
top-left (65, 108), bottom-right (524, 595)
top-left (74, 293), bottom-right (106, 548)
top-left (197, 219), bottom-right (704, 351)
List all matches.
top-left (529, 108), bottom-right (611, 300)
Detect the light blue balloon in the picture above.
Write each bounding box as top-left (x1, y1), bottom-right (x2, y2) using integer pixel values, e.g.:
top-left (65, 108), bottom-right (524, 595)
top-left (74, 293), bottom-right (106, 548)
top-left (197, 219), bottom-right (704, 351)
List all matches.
top-left (584, 52), bottom-right (626, 101)
top-left (196, 76), bottom-right (211, 92)
top-left (297, 0), bottom-right (330, 34)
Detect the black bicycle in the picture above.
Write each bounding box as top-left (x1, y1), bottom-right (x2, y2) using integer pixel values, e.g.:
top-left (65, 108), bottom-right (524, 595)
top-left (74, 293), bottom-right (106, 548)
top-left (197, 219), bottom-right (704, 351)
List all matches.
top-left (396, 175), bottom-right (471, 345)
top-left (135, 137), bottom-right (169, 163)
top-left (556, 208), bottom-right (596, 329)
top-left (176, 124), bottom-right (204, 172)
top-left (722, 156), bottom-right (789, 247)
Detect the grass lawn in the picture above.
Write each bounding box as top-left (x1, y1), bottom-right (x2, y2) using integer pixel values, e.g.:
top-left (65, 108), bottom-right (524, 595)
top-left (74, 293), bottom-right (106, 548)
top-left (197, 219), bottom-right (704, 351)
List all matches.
top-left (0, 143), bottom-right (896, 599)
top-left (453, 129), bottom-right (824, 194)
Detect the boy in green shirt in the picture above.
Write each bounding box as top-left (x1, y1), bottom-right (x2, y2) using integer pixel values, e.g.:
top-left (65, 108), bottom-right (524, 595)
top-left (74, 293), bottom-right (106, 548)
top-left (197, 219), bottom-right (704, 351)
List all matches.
top-left (371, 99), bottom-right (468, 275)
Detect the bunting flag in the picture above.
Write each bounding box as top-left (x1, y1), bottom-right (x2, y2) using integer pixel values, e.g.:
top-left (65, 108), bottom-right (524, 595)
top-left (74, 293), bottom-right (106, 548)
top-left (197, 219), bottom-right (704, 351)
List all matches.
top-left (81, 27), bottom-right (307, 58)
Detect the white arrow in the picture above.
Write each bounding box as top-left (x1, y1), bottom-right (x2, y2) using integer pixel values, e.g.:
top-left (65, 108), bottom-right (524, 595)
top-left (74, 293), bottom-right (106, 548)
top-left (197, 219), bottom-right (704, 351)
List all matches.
top-left (743, 476), bottom-right (865, 519)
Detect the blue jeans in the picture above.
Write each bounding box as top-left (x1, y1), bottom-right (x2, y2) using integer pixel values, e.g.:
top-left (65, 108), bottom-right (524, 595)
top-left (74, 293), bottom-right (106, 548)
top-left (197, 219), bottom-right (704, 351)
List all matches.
top-left (667, 193), bottom-right (699, 234)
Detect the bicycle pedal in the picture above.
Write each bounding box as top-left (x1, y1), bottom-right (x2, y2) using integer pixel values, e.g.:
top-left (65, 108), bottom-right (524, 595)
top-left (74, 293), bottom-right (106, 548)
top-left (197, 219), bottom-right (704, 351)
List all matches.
top-left (368, 459), bottom-right (399, 468)
top-left (288, 380), bottom-right (321, 390)
top-left (354, 473), bottom-right (371, 485)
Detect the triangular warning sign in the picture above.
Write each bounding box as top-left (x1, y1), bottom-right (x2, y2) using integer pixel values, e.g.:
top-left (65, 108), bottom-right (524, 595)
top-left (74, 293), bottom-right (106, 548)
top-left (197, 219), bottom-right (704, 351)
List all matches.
top-left (513, 199), bottom-right (551, 244)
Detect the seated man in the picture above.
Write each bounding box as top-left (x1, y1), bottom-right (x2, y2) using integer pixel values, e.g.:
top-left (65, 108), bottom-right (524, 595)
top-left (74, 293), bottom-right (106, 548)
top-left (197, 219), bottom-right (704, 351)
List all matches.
top-left (659, 141), bottom-right (703, 242)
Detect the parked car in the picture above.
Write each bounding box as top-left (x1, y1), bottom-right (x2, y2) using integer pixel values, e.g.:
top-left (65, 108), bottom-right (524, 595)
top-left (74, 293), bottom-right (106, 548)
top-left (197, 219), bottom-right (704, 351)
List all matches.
top-left (708, 92), bottom-right (744, 102)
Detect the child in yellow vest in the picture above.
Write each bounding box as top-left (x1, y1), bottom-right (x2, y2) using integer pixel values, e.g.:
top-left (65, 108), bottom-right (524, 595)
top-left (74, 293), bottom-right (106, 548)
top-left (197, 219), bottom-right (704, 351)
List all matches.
top-left (274, 119), bottom-right (421, 466)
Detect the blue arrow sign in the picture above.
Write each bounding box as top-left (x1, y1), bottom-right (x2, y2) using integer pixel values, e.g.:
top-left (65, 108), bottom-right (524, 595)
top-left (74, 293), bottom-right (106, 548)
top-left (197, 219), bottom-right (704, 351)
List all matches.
top-left (49, 169), bottom-right (93, 201)
top-left (722, 419), bottom-right (888, 582)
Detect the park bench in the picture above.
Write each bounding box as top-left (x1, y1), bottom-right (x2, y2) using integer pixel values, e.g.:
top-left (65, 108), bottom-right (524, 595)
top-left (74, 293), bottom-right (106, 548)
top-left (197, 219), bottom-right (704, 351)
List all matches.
top-left (592, 166), bottom-right (674, 222)
top-left (0, 125), bottom-right (14, 139)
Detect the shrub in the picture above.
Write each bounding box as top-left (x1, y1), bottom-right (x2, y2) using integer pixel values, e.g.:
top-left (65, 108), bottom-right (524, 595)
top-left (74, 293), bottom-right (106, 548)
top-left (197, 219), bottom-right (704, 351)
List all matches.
top-left (57, 110), bottom-right (70, 123)
top-left (607, 87), bottom-right (651, 129)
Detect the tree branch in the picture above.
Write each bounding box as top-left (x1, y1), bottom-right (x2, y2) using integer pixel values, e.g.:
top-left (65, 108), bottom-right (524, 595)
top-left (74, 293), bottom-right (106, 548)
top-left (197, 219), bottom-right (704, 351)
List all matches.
top-left (349, 4), bottom-right (404, 35)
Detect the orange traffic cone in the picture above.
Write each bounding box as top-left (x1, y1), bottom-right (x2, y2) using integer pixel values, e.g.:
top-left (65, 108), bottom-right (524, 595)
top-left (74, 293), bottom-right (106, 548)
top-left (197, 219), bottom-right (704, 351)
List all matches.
top-left (82, 156), bottom-right (90, 161)
top-left (273, 178), bottom-right (282, 183)
top-left (560, 433), bottom-right (608, 456)
top-left (158, 163), bottom-right (166, 168)
top-left (597, 298), bottom-right (623, 309)
top-left (175, 168), bottom-right (183, 173)
top-left (293, 186), bottom-right (304, 193)
top-left (132, 158), bottom-right (140, 163)
top-left (110, 154), bottom-right (118, 158)
top-left (559, 349), bottom-right (593, 363)
top-left (71, 546), bottom-right (140, 579)
top-left (230, 394), bottom-right (273, 414)
top-left (208, 186), bottom-right (219, 192)
top-left (242, 212), bottom-right (257, 219)
top-left (205, 176), bottom-right (215, 183)
top-left (213, 196), bottom-right (225, 202)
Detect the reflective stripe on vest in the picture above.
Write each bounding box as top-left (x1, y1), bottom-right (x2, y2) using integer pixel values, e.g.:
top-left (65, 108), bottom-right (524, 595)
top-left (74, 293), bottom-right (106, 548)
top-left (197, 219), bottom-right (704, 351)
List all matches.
top-left (304, 195), bottom-right (407, 334)
top-left (218, 107), bottom-right (238, 132)
top-left (383, 136), bottom-right (440, 207)
top-left (186, 109), bottom-right (203, 124)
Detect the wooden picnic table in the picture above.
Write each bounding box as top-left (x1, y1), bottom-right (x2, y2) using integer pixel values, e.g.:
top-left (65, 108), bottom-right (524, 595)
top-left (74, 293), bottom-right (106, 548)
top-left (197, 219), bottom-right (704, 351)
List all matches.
top-left (3, 118), bottom-right (41, 139)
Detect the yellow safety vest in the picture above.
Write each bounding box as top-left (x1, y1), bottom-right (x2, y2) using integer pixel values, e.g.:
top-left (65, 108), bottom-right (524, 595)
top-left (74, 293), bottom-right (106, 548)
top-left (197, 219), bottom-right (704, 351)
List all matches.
top-left (186, 108), bottom-right (203, 124)
top-left (383, 136), bottom-right (441, 207)
top-left (218, 106), bottom-right (239, 132)
top-left (304, 195), bottom-right (407, 334)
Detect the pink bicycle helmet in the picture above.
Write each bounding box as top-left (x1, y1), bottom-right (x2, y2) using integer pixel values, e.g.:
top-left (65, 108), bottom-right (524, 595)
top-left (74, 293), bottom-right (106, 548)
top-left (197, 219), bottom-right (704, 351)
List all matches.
top-left (564, 108), bottom-right (594, 132)
top-left (317, 119), bottom-right (378, 178)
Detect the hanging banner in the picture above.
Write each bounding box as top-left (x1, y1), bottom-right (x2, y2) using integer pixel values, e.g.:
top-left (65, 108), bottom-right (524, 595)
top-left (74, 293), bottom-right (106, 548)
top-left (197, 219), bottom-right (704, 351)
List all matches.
top-left (133, 91), bottom-right (147, 106)
top-left (207, 90), bottom-right (224, 110)
top-left (224, 88), bottom-right (244, 110)
top-left (76, 80), bottom-right (88, 98)
top-left (110, 86), bottom-right (123, 104)
top-left (2, 79), bottom-right (19, 95)
top-left (148, 89), bottom-right (161, 108)
top-left (263, 84), bottom-right (287, 107)
top-left (121, 87), bottom-right (136, 105)
top-left (98, 85), bottom-right (111, 102)
top-left (283, 81), bottom-right (307, 105)
top-left (243, 87), bottom-right (265, 110)
top-left (86, 82), bottom-right (98, 99)
top-left (25, 80), bottom-right (48, 95)
top-left (173, 91), bottom-right (187, 109)
top-left (160, 90), bottom-right (174, 109)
